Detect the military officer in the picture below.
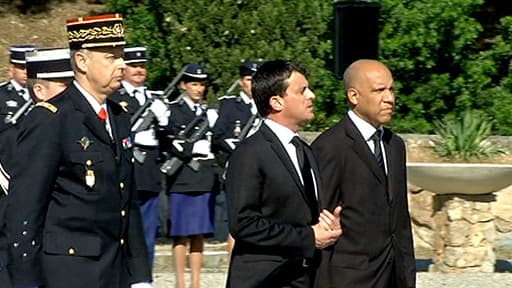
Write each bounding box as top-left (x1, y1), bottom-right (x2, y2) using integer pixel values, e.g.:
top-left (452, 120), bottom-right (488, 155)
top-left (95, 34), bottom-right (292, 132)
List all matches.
top-left (211, 60), bottom-right (261, 247)
top-left (0, 44), bottom-right (36, 130)
top-left (0, 47), bottom-right (74, 193)
top-left (162, 63), bottom-right (219, 288)
top-left (0, 47), bottom-right (74, 288)
top-left (110, 46), bottom-right (169, 265)
top-left (2, 14), bottom-right (151, 288)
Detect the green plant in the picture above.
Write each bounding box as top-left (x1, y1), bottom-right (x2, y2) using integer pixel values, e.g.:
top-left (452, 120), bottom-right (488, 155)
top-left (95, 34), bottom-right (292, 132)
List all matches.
top-left (432, 110), bottom-right (505, 161)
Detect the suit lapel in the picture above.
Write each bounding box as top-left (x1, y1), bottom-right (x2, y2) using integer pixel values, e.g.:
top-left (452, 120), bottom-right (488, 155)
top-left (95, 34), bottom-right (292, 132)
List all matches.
top-left (344, 118), bottom-right (387, 184)
top-left (303, 145), bottom-right (320, 214)
top-left (260, 124), bottom-right (317, 210)
top-left (382, 129), bottom-right (394, 204)
top-left (107, 99), bottom-right (122, 158)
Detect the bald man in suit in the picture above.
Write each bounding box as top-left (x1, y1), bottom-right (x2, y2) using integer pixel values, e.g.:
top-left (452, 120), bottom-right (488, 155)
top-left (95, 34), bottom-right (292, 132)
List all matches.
top-left (312, 59), bottom-right (415, 288)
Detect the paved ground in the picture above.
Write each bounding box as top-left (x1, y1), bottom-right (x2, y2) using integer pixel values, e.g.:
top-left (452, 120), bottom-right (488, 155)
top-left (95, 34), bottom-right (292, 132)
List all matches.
top-left (154, 241), bottom-right (512, 287)
top-left (153, 271), bottom-right (512, 288)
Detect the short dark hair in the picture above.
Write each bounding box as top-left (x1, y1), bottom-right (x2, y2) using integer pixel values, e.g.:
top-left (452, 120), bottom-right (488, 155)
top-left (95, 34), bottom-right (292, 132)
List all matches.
top-left (252, 59), bottom-right (307, 117)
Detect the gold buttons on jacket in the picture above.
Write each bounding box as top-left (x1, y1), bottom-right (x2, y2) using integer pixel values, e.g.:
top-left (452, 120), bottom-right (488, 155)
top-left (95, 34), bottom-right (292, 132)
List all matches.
top-left (121, 210), bottom-right (126, 217)
top-left (120, 238), bottom-right (125, 245)
top-left (119, 182), bottom-right (125, 189)
top-left (86, 160), bottom-right (92, 166)
top-left (68, 248), bottom-right (76, 255)
top-left (131, 157), bottom-right (135, 163)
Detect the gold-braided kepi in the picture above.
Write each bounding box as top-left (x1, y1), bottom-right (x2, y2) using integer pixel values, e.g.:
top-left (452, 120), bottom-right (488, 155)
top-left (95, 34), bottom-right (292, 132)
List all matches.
top-left (66, 14), bottom-right (125, 50)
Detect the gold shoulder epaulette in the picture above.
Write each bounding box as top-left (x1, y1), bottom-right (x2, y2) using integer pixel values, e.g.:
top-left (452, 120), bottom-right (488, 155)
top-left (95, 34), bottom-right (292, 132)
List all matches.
top-left (218, 95), bottom-right (237, 100)
top-left (35, 102), bottom-right (58, 113)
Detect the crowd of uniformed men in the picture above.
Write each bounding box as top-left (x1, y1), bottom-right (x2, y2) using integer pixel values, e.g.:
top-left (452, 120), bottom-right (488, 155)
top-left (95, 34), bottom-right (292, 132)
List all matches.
top-left (0, 13), bottom-right (260, 288)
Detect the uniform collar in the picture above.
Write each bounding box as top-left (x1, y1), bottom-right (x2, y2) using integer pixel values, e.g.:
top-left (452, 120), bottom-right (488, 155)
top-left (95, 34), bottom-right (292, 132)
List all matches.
top-left (122, 80), bottom-right (145, 95)
top-left (73, 80), bottom-right (107, 115)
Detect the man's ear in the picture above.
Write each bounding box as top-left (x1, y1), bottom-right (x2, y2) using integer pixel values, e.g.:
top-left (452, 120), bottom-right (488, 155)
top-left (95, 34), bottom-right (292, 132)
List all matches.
top-left (32, 83), bottom-right (46, 101)
top-left (269, 95), bottom-right (283, 112)
top-left (74, 50), bottom-right (88, 73)
top-left (347, 88), bottom-right (358, 106)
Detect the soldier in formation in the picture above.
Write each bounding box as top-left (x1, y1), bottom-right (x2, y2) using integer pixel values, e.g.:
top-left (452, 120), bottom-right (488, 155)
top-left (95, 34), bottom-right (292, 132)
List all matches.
top-left (110, 46), bottom-right (169, 266)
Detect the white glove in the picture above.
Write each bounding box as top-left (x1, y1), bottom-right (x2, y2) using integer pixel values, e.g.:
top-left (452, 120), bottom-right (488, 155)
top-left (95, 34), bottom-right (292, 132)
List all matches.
top-left (130, 282), bottom-right (153, 288)
top-left (224, 138), bottom-right (240, 150)
top-left (149, 99), bottom-right (169, 126)
top-left (206, 109), bottom-right (218, 127)
top-left (192, 139), bottom-right (210, 156)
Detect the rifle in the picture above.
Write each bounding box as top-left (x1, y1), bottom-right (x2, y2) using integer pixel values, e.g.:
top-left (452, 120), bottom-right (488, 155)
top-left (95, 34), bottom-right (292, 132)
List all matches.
top-left (130, 65), bottom-right (188, 132)
top-left (160, 105), bottom-right (210, 176)
top-left (238, 113), bottom-right (259, 140)
top-left (225, 79), bottom-right (239, 96)
top-left (5, 98), bottom-right (34, 124)
top-left (225, 113), bottom-right (260, 150)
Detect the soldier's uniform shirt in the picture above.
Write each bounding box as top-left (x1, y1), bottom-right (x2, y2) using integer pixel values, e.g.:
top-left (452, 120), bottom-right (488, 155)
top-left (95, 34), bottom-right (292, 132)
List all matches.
top-left (165, 97), bottom-right (218, 193)
top-left (212, 91), bottom-right (259, 166)
top-left (0, 80), bottom-right (29, 131)
top-left (110, 82), bottom-right (167, 264)
top-left (164, 97), bottom-right (218, 237)
top-left (111, 82), bottom-right (166, 193)
top-left (3, 82), bottom-right (151, 287)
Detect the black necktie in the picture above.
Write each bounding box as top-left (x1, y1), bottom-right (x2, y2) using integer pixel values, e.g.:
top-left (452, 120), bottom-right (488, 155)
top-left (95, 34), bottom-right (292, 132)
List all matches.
top-left (193, 104), bottom-right (202, 116)
top-left (291, 136), bottom-right (318, 213)
top-left (18, 89), bottom-right (27, 101)
top-left (371, 129), bottom-right (385, 173)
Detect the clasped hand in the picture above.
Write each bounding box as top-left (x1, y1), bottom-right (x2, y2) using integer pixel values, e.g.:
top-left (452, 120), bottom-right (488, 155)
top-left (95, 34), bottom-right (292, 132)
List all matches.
top-left (312, 206), bottom-right (343, 249)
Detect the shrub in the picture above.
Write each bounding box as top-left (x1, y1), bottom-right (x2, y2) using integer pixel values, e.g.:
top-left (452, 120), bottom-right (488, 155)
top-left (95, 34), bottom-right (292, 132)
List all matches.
top-left (432, 110), bottom-right (505, 161)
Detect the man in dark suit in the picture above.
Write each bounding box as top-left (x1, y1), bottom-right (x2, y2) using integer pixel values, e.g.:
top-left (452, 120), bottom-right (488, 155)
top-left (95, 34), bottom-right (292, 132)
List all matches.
top-left (225, 59), bottom-right (342, 288)
top-left (2, 14), bottom-right (151, 288)
top-left (110, 46), bottom-right (169, 265)
top-left (312, 59), bottom-right (416, 288)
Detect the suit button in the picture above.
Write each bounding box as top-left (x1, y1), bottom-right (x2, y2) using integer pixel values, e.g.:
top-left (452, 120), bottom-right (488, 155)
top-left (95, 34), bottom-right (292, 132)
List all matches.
top-left (131, 157), bottom-right (135, 163)
top-left (121, 210), bottom-right (126, 217)
top-left (120, 238), bottom-right (125, 245)
top-left (68, 248), bottom-right (76, 255)
top-left (86, 160), bottom-right (92, 166)
top-left (119, 182), bottom-right (125, 189)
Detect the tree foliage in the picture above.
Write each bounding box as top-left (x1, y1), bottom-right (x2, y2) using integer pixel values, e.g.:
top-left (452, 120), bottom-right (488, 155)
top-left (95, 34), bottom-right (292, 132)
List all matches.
top-left (379, 0), bottom-right (512, 134)
top-left (105, 0), bottom-right (512, 134)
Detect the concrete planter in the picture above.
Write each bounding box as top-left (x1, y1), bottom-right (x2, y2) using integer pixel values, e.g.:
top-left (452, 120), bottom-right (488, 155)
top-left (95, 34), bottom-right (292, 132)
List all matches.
top-left (407, 162), bottom-right (512, 272)
top-left (407, 163), bottom-right (512, 195)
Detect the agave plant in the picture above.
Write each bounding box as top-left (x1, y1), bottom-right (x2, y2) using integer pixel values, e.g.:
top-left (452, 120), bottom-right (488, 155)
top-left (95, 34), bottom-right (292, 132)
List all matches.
top-left (432, 110), bottom-right (505, 161)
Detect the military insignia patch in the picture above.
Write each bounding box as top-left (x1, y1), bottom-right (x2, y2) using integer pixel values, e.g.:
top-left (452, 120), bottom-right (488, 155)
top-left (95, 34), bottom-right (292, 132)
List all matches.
top-left (122, 136), bottom-right (133, 150)
top-left (78, 137), bottom-right (93, 150)
top-left (119, 101), bottom-right (129, 112)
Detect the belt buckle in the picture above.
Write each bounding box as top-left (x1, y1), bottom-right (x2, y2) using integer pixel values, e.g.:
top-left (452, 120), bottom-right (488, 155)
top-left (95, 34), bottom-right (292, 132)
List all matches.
top-left (302, 258), bottom-right (309, 268)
